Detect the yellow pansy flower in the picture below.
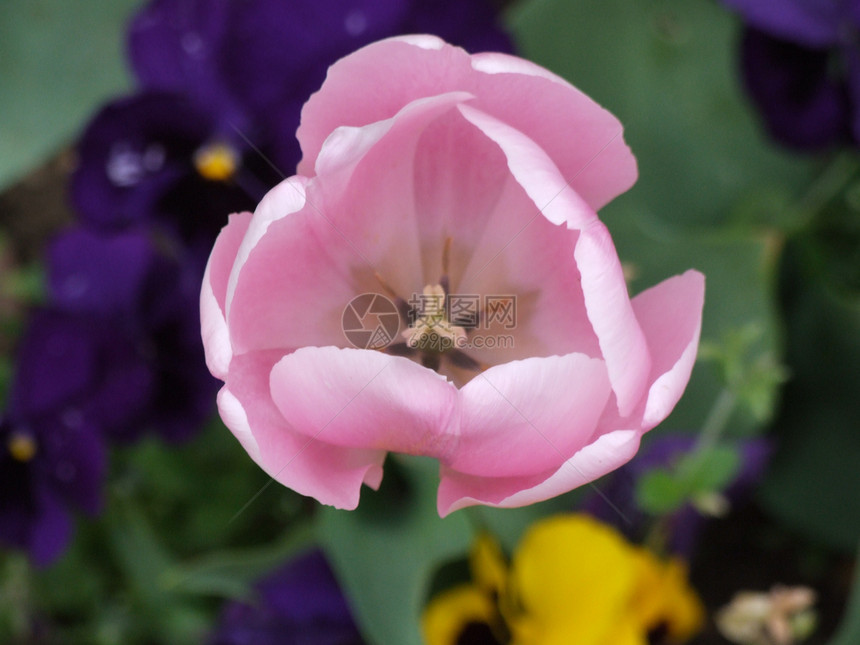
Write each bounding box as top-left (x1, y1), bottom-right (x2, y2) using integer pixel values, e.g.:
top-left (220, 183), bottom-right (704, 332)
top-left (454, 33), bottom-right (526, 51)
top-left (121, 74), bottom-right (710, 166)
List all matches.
top-left (422, 514), bottom-right (704, 645)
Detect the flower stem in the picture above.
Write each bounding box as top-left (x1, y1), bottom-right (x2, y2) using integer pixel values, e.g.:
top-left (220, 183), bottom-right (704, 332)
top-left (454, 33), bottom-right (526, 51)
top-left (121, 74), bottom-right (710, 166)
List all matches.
top-left (694, 387), bottom-right (737, 455)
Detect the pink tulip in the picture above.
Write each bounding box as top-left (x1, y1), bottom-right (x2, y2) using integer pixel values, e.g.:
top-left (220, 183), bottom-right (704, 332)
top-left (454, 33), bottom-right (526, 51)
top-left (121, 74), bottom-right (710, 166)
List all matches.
top-left (200, 36), bottom-right (704, 516)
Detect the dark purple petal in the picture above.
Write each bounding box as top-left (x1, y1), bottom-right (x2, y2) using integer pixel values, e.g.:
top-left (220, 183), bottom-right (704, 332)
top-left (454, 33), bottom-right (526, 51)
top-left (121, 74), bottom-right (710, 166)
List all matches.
top-left (0, 411), bottom-right (106, 566)
top-left (9, 310), bottom-right (99, 418)
top-left (217, 0), bottom-right (408, 118)
top-left (741, 27), bottom-right (849, 149)
top-left (48, 228), bottom-right (156, 316)
top-left (722, 0), bottom-right (844, 48)
top-left (80, 332), bottom-right (155, 441)
top-left (47, 227), bottom-right (215, 442)
top-left (37, 417), bottom-right (106, 515)
top-left (71, 92), bottom-right (212, 230)
top-left (402, 0), bottom-right (514, 54)
top-left (25, 489), bottom-right (73, 567)
top-left (146, 307), bottom-right (219, 443)
top-left (128, 0), bottom-right (233, 107)
top-left (209, 550), bottom-right (364, 645)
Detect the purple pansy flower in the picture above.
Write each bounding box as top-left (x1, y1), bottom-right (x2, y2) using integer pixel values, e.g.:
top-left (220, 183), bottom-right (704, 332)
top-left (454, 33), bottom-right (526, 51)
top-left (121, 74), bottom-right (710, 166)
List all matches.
top-left (209, 550), bottom-right (364, 645)
top-left (0, 310), bottom-right (106, 566)
top-left (584, 433), bottom-right (771, 557)
top-left (47, 227), bottom-right (218, 442)
top-left (70, 91), bottom-right (278, 246)
top-left (722, 0), bottom-right (858, 149)
top-left (71, 0), bottom-right (514, 239)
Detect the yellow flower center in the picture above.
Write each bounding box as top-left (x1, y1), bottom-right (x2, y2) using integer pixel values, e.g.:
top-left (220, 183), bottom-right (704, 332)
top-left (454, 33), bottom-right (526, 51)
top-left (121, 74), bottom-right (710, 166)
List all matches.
top-left (194, 142), bottom-right (239, 181)
top-left (7, 431), bottom-right (37, 462)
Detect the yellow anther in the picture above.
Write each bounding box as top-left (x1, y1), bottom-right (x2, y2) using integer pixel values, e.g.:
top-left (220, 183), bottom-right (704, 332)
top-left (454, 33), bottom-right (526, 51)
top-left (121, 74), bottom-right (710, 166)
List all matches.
top-left (194, 142), bottom-right (239, 181)
top-left (7, 432), bottom-right (37, 462)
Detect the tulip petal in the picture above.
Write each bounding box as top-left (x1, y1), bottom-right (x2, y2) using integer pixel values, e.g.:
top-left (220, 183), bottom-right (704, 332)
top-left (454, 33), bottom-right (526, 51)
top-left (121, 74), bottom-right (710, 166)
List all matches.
top-left (456, 103), bottom-right (597, 231)
top-left (269, 346), bottom-right (459, 458)
top-left (225, 176), bottom-right (363, 353)
top-left (449, 353), bottom-right (611, 477)
top-left (438, 428), bottom-right (642, 516)
top-left (226, 176), bottom-right (309, 316)
top-left (201, 211), bottom-right (252, 379)
top-left (297, 36), bottom-right (470, 174)
top-left (298, 37), bottom-right (636, 209)
top-left (631, 270), bottom-right (705, 430)
top-left (575, 220), bottom-right (651, 416)
top-left (219, 351), bottom-right (385, 510)
top-left (452, 103), bottom-right (650, 415)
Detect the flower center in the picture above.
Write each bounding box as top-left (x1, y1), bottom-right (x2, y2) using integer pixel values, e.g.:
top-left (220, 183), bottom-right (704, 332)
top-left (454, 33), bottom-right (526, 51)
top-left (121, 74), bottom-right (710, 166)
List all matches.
top-left (402, 284), bottom-right (467, 354)
top-left (375, 237), bottom-right (491, 378)
top-left (194, 142), bottom-right (239, 181)
top-left (7, 431), bottom-right (37, 462)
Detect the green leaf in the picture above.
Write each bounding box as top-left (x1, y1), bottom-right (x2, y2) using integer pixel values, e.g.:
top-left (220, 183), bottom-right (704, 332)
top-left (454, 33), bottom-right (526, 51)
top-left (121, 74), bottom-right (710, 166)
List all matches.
top-left (0, 0), bottom-right (139, 190)
top-left (106, 498), bottom-right (174, 611)
top-left (637, 469), bottom-right (689, 515)
top-left (636, 444), bottom-right (741, 515)
top-left (677, 445), bottom-right (741, 494)
top-left (758, 263), bottom-right (860, 552)
top-left (509, 0), bottom-right (817, 232)
top-left (317, 456), bottom-right (473, 645)
top-left (105, 497), bottom-right (211, 644)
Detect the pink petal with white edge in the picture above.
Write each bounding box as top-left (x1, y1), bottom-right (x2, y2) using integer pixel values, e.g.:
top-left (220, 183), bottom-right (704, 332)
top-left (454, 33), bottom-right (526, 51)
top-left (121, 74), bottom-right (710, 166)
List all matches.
top-left (438, 429), bottom-right (642, 516)
top-left (306, 92), bottom-right (476, 298)
top-left (269, 346), bottom-right (459, 459)
top-left (469, 51), bottom-right (637, 210)
top-left (225, 177), bottom-right (309, 316)
top-left (456, 103), bottom-right (597, 231)
top-left (453, 103), bottom-right (649, 415)
top-left (631, 270), bottom-right (705, 429)
top-left (297, 37), bottom-right (636, 209)
top-left (225, 194), bottom-right (359, 354)
top-left (437, 270), bottom-right (705, 515)
top-left (201, 211), bottom-right (251, 379)
top-left (221, 351), bottom-right (385, 510)
top-left (576, 220), bottom-right (651, 417)
top-left (449, 353), bottom-right (611, 477)
top-left (297, 36), bottom-right (470, 175)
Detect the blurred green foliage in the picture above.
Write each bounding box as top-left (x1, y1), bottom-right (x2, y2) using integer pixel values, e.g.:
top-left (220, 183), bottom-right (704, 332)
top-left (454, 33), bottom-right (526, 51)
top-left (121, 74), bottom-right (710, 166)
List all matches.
top-left (0, 0), bottom-right (139, 190)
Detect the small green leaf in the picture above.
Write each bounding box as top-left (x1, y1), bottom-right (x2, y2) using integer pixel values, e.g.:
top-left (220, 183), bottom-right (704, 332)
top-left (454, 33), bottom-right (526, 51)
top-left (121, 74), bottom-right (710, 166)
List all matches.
top-left (636, 469), bottom-right (689, 515)
top-left (635, 444), bottom-right (741, 515)
top-left (677, 445), bottom-right (741, 494)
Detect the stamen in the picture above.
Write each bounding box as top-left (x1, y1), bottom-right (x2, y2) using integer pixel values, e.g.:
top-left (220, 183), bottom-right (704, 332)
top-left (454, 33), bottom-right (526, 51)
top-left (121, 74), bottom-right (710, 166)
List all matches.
top-left (403, 284), bottom-right (467, 353)
top-left (7, 431), bottom-right (37, 462)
